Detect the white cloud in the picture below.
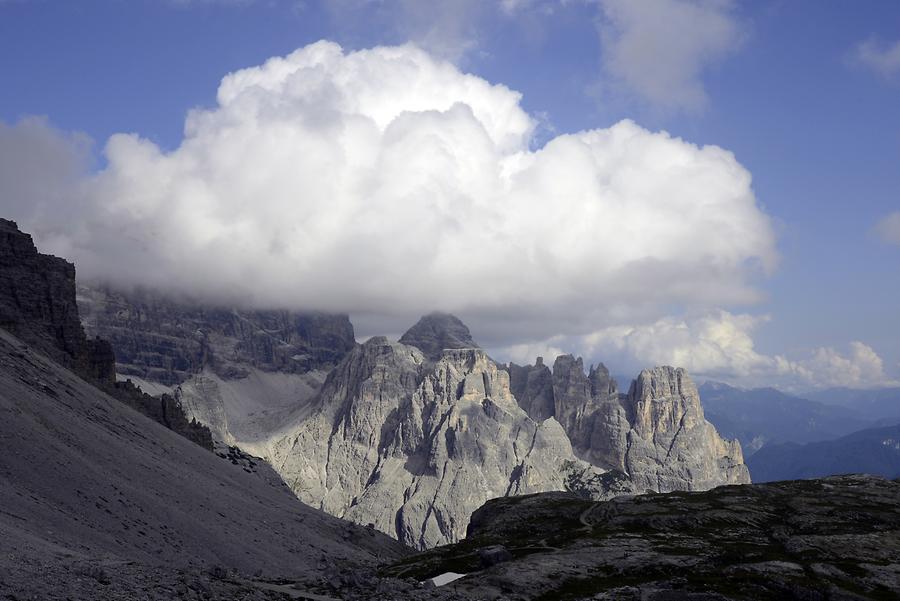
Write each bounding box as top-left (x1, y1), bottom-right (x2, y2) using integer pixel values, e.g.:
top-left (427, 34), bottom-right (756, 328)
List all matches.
top-left (491, 311), bottom-right (898, 390)
top-left (595, 0), bottom-right (745, 112)
top-left (6, 41), bottom-right (775, 347)
top-left (853, 37), bottom-right (900, 80)
top-left (0, 117), bottom-right (93, 234)
top-left (325, 0), bottom-right (489, 63)
top-left (874, 211), bottom-right (900, 245)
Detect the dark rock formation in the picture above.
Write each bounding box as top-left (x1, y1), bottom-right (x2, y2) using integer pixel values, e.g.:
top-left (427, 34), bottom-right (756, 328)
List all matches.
top-left (398, 312), bottom-right (478, 361)
top-left (508, 357), bottom-right (555, 421)
top-left (0, 327), bottom-right (408, 600)
top-left (0, 219), bottom-right (212, 449)
top-left (381, 474), bottom-right (900, 600)
top-left (78, 284), bottom-right (357, 385)
top-left (114, 379), bottom-right (214, 450)
top-left (0, 218), bottom-right (114, 384)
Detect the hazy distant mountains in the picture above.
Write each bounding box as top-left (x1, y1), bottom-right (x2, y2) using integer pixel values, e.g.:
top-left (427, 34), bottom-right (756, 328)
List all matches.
top-left (699, 380), bottom-right (900, 482)
top-left (808, 386), bottom-right (900, 423)
top-left (748, 423), bottom-right (900, 482)
top-left (698, 381), bottom-right (873, 455)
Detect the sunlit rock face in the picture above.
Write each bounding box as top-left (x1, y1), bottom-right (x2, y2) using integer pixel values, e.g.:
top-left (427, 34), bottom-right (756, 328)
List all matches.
top-left (511, 357), bottom-right (750, 492)
top-left (257, 338), bottom-right (603, 549)
top-left (79, 293), bottom-right (749, 549)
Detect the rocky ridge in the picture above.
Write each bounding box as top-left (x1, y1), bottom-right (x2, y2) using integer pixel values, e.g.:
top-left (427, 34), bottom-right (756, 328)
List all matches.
top-left (248, 320), bottom-right (747, 549)
top-left (252, 336), bottom-right (613, 549)
top-left (0, 219), bottom-right (212, 448)
top-left (0, 218), bottom-right (114, 383)
top-left (510, 355), bottom-right (749, 493)
top-left (78, 284), bottom-right (356, 385)
top-left (377, 474), bottom-right (900, 600)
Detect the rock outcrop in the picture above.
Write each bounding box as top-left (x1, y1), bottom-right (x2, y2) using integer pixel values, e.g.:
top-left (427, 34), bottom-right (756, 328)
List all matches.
top-left (254, 336), bottom-right (615, 549)
top-left (78, 284), bottom-right (356, 385)
top-left (0, 326), bottom-right (407, 601)
top-left (398, 312), bottom-right (479, 361)
top-left (508, 358), bottom-right (556, 422)
top-left (0, 219), bottom-right (212, 449)
top-left (381, 474), bottom-right (900, 600)
top-left (0, 218), bottom-right (114, 383)
top-left (510, 356), bottom-right (749, 492)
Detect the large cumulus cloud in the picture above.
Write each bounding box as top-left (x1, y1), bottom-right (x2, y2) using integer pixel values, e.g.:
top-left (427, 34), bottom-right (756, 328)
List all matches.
top-left (10, 41), bottom-right (775, 348)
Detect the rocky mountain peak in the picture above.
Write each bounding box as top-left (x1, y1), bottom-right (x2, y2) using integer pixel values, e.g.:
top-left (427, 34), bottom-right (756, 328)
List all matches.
top-left (398, 312), bottom-right (479, 361)
top-left (0, 219), bottom-right (113, 383)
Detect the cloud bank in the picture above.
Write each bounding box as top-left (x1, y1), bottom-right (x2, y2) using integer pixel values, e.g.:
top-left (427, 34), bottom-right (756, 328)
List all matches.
top-left (7, 41), bottom-right (776, 349)
top-left (496, 311), bottom-right (899, 390)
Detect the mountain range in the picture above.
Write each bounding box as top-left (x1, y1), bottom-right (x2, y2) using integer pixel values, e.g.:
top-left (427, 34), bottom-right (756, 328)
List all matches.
top-left (2, 217), bottom-right (899, 599)
top-left (79, 292), bottom-right (749, 549)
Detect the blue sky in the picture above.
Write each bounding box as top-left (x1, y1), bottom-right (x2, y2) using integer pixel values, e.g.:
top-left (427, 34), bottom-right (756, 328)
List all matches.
top-left (1, 0), bottom-right (898, 390)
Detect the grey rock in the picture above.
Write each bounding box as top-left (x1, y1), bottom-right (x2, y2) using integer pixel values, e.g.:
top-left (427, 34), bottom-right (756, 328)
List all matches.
top-left (512, 357), bottom-right (750, 493)
top-left (398, 312), bottom-right (478, 361)
top-left (78, 283), bottom-right (356, 385)
top-left (0, 327), bottom-right (408, 600)
top-left (0, 218), bottom-right (114, 383)
top-left (477, 545), bottom-right (512, 568)
top-left (508, 357), bottom-right (555, 422)
top-left (255, 338), bottom-right (618, 549)
top-left (0, 219), bottom-right (212, 448)
top-left (381, 474), bottom-right (900, 600)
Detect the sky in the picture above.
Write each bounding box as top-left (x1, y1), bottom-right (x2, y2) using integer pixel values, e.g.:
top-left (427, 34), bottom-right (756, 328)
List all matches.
top-left (0, 0), bottom-right (898, 391)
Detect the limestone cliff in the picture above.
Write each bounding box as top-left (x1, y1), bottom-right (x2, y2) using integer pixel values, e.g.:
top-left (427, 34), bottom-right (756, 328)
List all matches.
top-left (254, 337), bottom-right (612, 549)
top-left (510, 356), bottom-right (749, 491)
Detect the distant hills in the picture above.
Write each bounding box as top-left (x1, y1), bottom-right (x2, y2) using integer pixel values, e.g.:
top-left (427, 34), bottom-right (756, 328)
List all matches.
top-left (698, 381), bottom-right (872, 455)
top-left (808, 386), bottom-right (900, 423)
top-left (747, 423), bottom-right (900, 482)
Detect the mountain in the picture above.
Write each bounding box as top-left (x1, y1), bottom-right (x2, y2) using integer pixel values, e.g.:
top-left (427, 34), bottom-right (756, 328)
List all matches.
top-left (377, 474), bottom-right (900, 600)
top-left (747, 422), bottom-right (900, 482)
top-left (78, 283), bottom-right (356, 444)
top-left (247, 323), bottom-right (747, 549)
top-left (74, 267), bottom-right (747, 550)
top-left (0, 220), bottom-right (408, 599)
top-left (397, 311), bottom-right (479, 360)
top-left (0, 219), bottom-right (212, 448)
top-left (808, 386), bottom-right (900, 423)
top-left (0, 218), bottom-right (114, 383)
top-left (511, 357), bottom-right (749, 492)
top-left (246, 337), bottom-right (620, 550)
top-left (698, 381), bottom-right (871, 455)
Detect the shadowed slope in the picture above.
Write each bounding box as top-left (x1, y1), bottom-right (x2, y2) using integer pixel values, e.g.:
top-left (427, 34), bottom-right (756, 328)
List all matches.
top-left (0, 328), bottom-right (408, 599)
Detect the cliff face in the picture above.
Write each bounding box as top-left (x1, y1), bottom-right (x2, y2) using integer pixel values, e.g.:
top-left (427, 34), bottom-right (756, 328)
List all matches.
top-left (0, 219), bottom-right (212, 449)
top-left (78, 284), bottom-right (356, 385)
top-left (0, 219), bottom-right (114, 383)
top-left (510, 356), bottom-right (750, 492)
top-left (256, 337), bottom-right (614, 550)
